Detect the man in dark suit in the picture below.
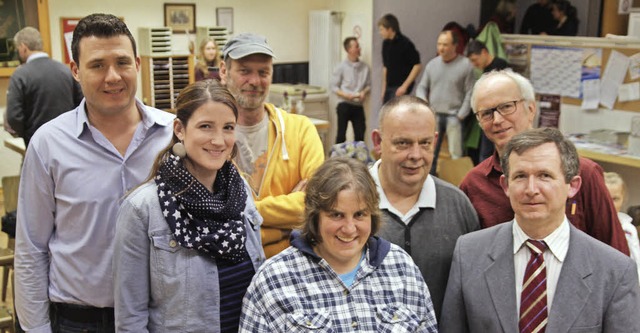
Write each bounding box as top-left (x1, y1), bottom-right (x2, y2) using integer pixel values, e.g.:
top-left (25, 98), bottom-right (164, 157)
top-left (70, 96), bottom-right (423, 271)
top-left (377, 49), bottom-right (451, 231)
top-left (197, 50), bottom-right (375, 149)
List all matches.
top-left (6, 27), bottom-right (83, 147)
top-left (441, 127), bottom-right (640, 332)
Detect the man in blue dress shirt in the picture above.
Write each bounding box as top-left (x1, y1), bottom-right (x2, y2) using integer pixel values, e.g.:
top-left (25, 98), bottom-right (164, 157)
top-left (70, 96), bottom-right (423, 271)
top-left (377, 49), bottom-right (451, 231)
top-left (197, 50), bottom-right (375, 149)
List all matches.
top-left (14, 14), bottom-right (173, 332)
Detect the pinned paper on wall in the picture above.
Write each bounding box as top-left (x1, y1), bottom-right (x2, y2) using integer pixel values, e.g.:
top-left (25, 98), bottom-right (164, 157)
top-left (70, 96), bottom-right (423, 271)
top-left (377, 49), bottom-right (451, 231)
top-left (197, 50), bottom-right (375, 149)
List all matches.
top-left (628, 52), bottom-right (640, 80)
top-left (581, 79), bottom-right (600, 109)
top-left (618, 82), bottom-right (640, 102)
top-left (600, 50), bottom-right (630, 109)
top-left (580, 48), bottom-right (601, 103)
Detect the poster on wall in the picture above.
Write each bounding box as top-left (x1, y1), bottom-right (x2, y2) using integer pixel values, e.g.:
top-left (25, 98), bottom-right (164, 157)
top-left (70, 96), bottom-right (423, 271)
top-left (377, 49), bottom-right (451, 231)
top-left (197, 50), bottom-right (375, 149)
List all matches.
top-left (538, 94), bottom-right (561, 128)
top-left (60, 16), bottom-right (125, 64)
top-left (530, 45), bottom-right (582, 98)
top-left (60, 17), bottom-right (81, 64)
top-left (619, 0), bottom-right (631, 14)
top-left (216, 7), bottom-right (233, 34)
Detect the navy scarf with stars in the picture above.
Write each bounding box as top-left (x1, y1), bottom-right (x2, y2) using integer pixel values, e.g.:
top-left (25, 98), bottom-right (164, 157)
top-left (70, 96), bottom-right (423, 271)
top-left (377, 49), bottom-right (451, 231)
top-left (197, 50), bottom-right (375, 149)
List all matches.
top-left (155, 154), bottom-right (249, 264)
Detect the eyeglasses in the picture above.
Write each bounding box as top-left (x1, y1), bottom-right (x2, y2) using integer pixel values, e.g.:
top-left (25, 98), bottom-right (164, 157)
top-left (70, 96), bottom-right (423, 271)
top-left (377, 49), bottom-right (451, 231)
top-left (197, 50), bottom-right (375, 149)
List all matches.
top-left (474, 99), bottom-right (524, 123)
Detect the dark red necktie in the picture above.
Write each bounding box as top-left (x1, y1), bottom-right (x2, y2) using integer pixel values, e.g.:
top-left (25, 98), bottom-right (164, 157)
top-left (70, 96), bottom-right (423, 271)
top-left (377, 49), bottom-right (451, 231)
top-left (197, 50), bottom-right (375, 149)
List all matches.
top-left (519, 240), bottom-right (548, 333)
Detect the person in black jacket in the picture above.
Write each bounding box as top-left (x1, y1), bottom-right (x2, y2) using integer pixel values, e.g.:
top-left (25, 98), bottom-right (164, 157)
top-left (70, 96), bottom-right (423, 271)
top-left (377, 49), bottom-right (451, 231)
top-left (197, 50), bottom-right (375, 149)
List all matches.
top-left (378, 14), bottom-right (421, 103)
top-left (550, 0), bottom-right (579, 36)
top-left (6, 27), bottom-right (83, 147)
top-left (520, 0), bottom-right (555, 35)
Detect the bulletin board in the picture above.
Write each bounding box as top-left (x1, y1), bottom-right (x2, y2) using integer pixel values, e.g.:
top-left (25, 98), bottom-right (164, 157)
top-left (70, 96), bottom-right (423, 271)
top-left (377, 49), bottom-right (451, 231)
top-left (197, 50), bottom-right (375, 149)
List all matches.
top-left (502, 34), bottom-right (640, 113)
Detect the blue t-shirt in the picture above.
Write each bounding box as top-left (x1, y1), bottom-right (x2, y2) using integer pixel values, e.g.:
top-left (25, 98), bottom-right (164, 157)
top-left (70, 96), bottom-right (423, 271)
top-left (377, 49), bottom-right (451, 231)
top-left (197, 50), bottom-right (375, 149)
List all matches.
top-left (338, 251), bottom-right (366, 287)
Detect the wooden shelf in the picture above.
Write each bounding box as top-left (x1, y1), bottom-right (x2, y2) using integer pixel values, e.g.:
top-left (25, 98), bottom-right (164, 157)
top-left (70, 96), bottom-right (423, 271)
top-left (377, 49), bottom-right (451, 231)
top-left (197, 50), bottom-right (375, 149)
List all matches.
top-left (577, 148), bottom-right (640, 169)
top-left (141, 55), bottom-right (194, 111)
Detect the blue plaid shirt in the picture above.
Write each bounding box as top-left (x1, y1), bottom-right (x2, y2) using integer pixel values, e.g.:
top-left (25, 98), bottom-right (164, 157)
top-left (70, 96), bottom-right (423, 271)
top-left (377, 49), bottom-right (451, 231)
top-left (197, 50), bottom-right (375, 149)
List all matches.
top-left (239, 233), bottom-right (438, 332)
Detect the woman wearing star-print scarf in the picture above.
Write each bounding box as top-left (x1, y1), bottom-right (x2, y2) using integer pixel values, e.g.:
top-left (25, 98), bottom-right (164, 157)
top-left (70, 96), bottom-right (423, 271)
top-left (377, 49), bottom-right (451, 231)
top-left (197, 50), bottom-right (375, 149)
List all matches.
top-left (113, 80), bottom-right (265, 332)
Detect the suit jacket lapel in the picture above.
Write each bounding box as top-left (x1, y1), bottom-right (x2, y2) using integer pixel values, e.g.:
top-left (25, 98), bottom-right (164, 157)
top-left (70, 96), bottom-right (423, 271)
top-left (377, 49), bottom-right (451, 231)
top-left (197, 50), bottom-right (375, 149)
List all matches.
top-left (547, 226), bottom-right (592, 332)
top-left (485, 223), bottom-right (519, 332)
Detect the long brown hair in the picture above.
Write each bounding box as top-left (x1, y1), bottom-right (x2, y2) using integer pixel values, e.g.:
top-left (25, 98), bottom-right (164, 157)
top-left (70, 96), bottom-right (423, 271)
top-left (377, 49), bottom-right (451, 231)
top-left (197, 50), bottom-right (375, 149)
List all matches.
top-left (144, 79), bottom-right (239, 185)
top-left (195, 37), bottom-right (221, 77)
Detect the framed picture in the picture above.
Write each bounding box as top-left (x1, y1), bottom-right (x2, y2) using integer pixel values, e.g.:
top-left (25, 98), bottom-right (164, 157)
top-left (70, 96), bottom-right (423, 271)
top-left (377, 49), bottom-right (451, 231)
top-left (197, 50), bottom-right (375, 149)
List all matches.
top-left (216, 7), bottom-right (234, 34)
top-left (164, 3), bottom-right (196, 34)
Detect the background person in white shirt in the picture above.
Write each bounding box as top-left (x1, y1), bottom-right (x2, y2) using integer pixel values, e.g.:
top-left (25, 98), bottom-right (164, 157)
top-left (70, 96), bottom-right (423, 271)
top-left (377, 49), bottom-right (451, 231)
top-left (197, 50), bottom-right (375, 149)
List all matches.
top-left (604, 171), bottom-right (640, 282)
top-left (330, 36), bottom-right (371, 144)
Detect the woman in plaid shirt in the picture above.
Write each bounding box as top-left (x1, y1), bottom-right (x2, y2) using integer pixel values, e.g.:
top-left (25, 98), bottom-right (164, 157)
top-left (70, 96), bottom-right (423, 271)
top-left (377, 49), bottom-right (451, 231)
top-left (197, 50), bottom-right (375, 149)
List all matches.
top-left (239, 157), bottom-right (437, 332)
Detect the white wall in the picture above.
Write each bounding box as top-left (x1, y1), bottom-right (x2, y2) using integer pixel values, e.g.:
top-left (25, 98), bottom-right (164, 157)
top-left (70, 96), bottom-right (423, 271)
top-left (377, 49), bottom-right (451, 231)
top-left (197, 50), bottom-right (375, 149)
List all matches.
top-left (325, 0), bottom-right (374, 145)
top-left (329, 0), bottom-right (374, 66)
top-left (47, 0), bottom-right (333, 103)
top-left (48, 0), bottom-right (330, 64)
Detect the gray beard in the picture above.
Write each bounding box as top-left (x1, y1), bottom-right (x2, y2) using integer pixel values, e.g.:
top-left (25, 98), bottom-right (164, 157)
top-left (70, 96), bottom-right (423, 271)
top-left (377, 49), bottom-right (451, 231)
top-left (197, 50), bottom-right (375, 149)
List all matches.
top-left (236, 94), bottom-right (266, 110)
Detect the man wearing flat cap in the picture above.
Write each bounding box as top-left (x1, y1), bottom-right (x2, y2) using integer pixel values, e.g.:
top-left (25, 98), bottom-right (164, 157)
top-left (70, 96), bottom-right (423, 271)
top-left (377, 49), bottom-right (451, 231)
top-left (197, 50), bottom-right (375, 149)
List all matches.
top-left (220, 33), bottom-right (324, 258)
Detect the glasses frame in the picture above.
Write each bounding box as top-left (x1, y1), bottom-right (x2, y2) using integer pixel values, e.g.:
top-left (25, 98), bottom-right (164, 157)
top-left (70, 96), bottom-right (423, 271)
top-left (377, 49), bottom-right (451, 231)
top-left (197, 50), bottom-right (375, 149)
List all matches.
top-left (474, 99), bottom-right (525, 123)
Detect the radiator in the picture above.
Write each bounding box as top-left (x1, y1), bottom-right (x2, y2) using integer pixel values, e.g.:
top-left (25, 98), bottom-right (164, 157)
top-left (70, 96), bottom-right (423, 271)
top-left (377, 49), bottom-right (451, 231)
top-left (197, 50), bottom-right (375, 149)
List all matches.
top-left (308, 10), bottom-right (343, 89)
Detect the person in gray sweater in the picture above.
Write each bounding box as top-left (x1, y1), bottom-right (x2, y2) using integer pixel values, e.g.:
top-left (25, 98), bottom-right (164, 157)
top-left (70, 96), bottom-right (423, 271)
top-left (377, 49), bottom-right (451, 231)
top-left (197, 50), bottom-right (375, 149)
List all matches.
top-left (370, 95), bottom-right (479, 320)
top-left (416, 30), bottom-right (475, 175)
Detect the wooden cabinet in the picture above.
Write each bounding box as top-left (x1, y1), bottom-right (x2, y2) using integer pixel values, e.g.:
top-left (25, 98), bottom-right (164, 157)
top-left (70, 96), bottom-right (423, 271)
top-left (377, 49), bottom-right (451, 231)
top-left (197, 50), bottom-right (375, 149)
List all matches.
top-left (141, 55), bottom-right (194, 112)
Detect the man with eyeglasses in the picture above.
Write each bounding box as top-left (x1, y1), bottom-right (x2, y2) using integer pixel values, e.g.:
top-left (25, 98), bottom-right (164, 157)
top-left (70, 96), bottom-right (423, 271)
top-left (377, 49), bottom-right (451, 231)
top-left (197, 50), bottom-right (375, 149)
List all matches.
top-left (459, 69), bottom-right (630, 255)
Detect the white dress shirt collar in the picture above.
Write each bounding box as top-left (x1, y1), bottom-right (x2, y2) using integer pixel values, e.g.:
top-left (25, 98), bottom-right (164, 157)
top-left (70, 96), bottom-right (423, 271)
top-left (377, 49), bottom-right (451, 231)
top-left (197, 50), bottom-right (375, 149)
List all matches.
top-left (370, 159), bottom-right (435, 223)
top-left (512, 217), bottom-right (570, 263)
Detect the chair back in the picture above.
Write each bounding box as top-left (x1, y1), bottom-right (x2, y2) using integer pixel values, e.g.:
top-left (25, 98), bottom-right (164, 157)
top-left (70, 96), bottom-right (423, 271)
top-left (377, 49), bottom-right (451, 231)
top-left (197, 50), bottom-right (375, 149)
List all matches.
top-left (438, 157), bottom-right (474, 187)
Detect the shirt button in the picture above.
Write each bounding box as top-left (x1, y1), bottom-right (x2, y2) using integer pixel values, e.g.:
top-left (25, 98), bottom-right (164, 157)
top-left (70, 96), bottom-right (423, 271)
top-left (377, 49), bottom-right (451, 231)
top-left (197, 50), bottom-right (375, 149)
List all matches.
top-left (351, 321), bottom-right (357, 328)
top-left (169, 240), bottom-right (177, 248)
top-left (306, 320), bottom-right (312, 326)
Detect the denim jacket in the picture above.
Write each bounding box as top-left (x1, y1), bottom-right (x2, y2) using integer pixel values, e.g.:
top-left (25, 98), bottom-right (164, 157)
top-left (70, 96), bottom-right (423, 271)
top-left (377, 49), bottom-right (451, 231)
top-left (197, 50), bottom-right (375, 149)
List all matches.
top-left (113, 181), bottom-right (265, 332)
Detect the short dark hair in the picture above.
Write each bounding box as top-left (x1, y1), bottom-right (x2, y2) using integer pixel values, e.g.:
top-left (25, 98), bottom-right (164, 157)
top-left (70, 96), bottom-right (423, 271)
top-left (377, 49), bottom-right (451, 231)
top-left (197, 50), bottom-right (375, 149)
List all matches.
top-left (501, 127), bottom-right (580, 183)
top-left (466, 39), bottom-right (487, 57)
top-left (343, 37), bottom-right (357, 52)
top-left (71, 13), bottom-right (136, 64)
top-left (301, 157), bottom-right (382, 246)
top-left (377, 14), bottom-right (400, 33)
